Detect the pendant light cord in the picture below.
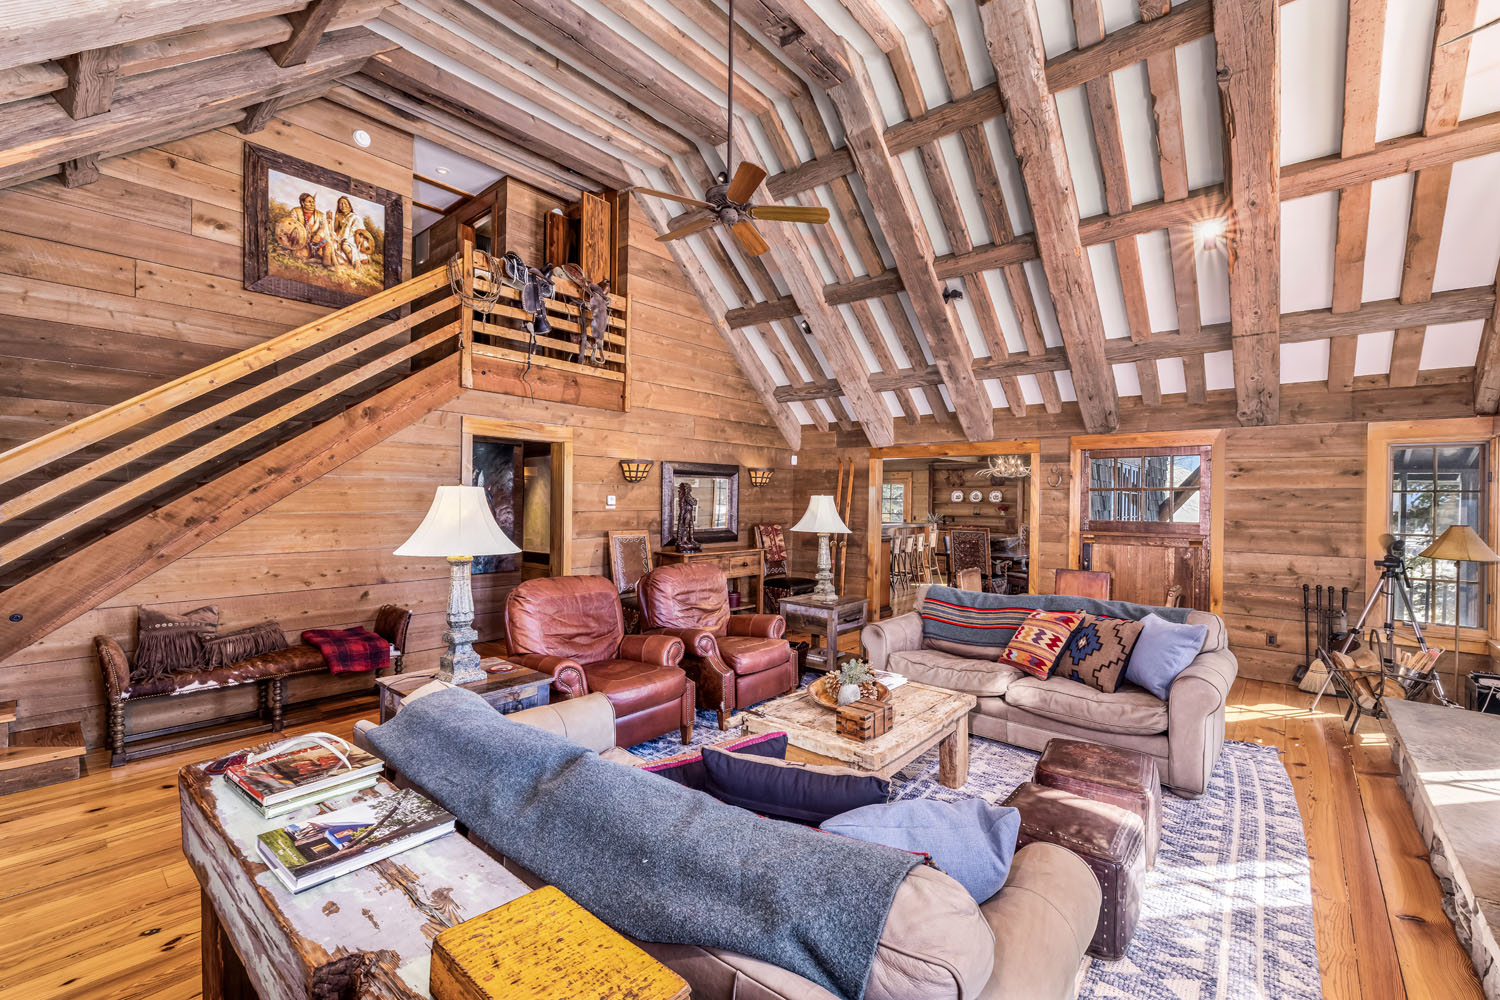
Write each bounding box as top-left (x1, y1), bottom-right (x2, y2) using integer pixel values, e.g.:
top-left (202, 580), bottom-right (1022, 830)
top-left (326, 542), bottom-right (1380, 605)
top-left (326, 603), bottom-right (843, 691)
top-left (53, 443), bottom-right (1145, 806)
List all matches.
top-left (725, 0), bottom-right (734, 179)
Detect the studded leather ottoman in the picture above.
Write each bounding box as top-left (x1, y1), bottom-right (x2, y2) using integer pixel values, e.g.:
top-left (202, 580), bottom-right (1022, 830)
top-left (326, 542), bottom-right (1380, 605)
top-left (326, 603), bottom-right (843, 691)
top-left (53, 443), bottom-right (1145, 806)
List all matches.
top-left (1034, 737), bottom-right (1162, 869)
top-left (1003, 781), bottom-right (1145, 961)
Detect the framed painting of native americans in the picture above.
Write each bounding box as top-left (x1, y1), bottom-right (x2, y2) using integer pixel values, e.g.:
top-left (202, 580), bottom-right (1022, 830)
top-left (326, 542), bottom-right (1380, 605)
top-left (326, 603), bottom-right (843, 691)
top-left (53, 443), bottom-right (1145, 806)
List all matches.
top-left (242, 144), bottom-right (403, 308)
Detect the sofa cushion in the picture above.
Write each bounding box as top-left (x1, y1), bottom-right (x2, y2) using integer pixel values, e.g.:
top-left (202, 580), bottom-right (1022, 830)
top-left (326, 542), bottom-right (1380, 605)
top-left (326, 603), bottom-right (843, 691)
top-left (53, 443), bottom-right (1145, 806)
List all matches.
top-left (996, 611), bottom-right (1084, 680)
top-left (888, 649), bottom-right (1026, 697)
top-left (717, 635), bottom-right (790, 675)
top-left (1054, 614), bottom-right (1143, 693)
top-left (701, 747), bottom-right (890, 825)
top-left (581, 659), bottom-right (687, 717)
top-left (1125, 613), bottom-right (1210, 699)
top-left (822, 797), bottom-right (1021, 903)
top-left (1004, 676), bottom-right (1169, 736)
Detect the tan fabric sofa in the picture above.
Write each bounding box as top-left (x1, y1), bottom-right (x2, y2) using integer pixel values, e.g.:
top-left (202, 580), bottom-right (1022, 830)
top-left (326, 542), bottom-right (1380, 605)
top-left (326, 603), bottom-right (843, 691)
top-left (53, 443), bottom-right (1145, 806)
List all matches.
top-left (354, 688), bottom-right (1101, 1000)
top-left (862, 589), bottom-right (1237, 796)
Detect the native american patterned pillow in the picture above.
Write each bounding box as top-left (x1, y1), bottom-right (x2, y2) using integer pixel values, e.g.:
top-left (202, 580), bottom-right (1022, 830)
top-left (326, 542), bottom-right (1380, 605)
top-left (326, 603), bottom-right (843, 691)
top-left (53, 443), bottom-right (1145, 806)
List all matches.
top-left (1054, 614), bottom-right (1144, 693)
top-left (996, 610), bottom-right (1085, 679)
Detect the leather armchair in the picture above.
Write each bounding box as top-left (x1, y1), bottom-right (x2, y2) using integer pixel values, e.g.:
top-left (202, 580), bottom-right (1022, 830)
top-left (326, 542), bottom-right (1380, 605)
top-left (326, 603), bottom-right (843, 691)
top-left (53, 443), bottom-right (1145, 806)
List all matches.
top-left (638, 562), bottom-right (799, 729)
top-left (504, 575), bottom-right (695, 747)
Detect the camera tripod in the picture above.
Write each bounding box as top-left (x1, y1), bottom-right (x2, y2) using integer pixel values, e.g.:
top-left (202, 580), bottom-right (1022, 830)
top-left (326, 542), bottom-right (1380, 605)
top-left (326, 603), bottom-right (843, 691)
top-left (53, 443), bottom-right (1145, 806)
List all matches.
top-left (1310, 552), bottom-right (1451, 716)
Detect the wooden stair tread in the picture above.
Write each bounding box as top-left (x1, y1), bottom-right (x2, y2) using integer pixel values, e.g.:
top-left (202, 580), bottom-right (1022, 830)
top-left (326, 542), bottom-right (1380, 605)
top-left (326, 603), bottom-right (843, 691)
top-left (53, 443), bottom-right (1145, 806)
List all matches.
top-left (0, 700), bottom-right (16, 725)
top-left (0, 722), bottom-right (86, 770)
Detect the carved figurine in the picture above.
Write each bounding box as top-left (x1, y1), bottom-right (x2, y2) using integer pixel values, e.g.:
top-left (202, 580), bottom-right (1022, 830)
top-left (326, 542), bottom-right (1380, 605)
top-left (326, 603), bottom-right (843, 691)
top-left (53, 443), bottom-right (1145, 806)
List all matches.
top-left (675, 482), bottom-right (701, 554)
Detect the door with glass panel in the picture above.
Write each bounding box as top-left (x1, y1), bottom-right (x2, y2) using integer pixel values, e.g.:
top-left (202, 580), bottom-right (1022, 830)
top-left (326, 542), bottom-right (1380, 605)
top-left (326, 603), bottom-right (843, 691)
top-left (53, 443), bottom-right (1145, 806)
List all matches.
top-left (1079, 446), bottom-right (1212, 609)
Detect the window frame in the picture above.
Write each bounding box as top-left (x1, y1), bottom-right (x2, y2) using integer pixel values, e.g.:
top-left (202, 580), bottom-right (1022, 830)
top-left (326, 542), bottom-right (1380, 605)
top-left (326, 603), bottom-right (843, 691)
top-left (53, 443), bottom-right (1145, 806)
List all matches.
top-left (1078, 444), bottom-right (1212, 537)
top-left (881, 473), bottom-right (913, 524)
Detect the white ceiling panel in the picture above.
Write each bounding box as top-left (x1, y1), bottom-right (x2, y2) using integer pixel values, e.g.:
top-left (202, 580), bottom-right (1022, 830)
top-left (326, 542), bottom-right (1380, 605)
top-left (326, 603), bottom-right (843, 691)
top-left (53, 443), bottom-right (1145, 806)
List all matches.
top-left (1156, 356), bottom-right (1188, 395)
top-left (1112, 362), bottom-right (1142, 396)
top-left (1203, 350), bottom-right (1235, 391)
top-left (1354, 330), bottom-right (1396, 376)
top-left (1420, 319), bottom-right (1486, 369)
top-left (1363, 174), bottom-right (1415, 301)
top-left (1434, 152), bottom-right (1500, 291)
top-left (1281, 338), bottom-right (1330, 384)
top-left (1280, 192), bottom-right (1339, 312)
top-left (1087, 242), bottom-right (1133, 339)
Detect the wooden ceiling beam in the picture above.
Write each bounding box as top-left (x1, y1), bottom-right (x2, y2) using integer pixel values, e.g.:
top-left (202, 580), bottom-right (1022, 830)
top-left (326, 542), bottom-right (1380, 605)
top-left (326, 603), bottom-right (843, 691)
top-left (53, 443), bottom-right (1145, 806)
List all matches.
top-left (269, 0), bottom-right (347, 66)
top-left (979, 0), bottom-right (1118, 433)
top-left (658, 0), bottom-right (806, 98)
top-left (237, 97), bottom-right (284, 134)
top-left (469, 0), bottom-right (728, 143)
top-left (1326, 0), bottom-right (1388, 392)
top-left (772, 285), bottom-right (1498, 402)
top-left (1390, 0), bottom-right (1478, 389)
top-left (1213, 0), bottom-right (1281, 426)
top-left (0, 28), bottom-right (390, 187)
top-left (1473, 258), bottom-right (1500, 413)
top-left (740, 0), bottom-right (851, 86)
top-left (55, 47), bottom-right (121, 119)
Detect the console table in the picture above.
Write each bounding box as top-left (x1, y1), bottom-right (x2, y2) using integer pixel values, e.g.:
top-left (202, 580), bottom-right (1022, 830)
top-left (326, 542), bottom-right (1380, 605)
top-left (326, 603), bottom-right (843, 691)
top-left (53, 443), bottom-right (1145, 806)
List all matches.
top-left (655, 545), bottom-right (765, 613)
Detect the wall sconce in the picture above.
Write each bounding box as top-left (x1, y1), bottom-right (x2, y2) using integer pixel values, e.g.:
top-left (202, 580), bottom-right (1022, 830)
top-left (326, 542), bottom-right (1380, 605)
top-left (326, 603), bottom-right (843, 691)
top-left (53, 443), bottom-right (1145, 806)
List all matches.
top-left (1195, 217), bottom-right (1228, 251)
top-left (619, 459), bottom-right (653, 483)
top-left (748, 468), bottom-right (774, 487)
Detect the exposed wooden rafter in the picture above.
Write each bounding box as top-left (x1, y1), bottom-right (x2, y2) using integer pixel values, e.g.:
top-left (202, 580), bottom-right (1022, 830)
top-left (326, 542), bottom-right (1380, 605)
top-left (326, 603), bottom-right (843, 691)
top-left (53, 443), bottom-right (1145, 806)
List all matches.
top-left (55, 47), bottom-right (120, 119)
top-left (269, 0), bottom-right (348, 67)
top-left (1213, 0), bottom-right (1281, 426)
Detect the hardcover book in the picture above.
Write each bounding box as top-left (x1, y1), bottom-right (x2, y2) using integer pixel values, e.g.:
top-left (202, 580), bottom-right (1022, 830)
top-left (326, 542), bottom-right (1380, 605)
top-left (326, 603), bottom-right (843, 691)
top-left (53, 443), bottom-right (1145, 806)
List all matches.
top-left (224, 733), bottom-right (383, 810)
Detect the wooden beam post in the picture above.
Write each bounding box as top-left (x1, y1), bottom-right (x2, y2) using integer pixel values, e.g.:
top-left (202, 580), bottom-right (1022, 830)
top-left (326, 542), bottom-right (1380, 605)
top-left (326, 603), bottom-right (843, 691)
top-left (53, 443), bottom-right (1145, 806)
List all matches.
top-left (978, 0), bottom-right (1119, 433)
top-left (1213, 0), bottom-right (1281, 425)
top-left (237, 97), bottom-right (283, 134)
top-left (55, 46), bottom-right (120, 119)
top-left (60, 155), bottom-right (99, 188)
top-left (827, 54), bottom-right (994, 442)
top-left (268, 0), bottom-right (348, 67)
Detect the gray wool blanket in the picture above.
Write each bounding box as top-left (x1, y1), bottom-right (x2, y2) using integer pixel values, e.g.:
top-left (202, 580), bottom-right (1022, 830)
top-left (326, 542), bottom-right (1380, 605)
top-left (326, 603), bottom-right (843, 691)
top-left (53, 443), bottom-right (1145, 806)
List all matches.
top-left (368, 687), bottom-right (921, 1000)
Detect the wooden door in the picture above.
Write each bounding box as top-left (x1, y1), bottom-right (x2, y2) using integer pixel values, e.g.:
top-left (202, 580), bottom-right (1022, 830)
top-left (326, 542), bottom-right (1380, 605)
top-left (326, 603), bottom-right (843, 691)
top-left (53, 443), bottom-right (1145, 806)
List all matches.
top-left (1080, 446), bottom-right (1212, 609)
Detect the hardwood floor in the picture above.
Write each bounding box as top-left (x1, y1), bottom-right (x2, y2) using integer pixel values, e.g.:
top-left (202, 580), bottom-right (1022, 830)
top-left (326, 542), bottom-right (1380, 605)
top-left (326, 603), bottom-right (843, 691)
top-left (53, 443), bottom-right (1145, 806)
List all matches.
top-left (0, 682), bottom-right (1483, 1000)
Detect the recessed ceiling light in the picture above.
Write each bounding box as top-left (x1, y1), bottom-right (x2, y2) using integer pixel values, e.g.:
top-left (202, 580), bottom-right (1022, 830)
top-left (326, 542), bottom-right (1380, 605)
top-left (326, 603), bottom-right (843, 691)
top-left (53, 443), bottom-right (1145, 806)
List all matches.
top-left (435, 166), bottom-right (450, 175)
top-left (352, 129), bottom-right (372, 148)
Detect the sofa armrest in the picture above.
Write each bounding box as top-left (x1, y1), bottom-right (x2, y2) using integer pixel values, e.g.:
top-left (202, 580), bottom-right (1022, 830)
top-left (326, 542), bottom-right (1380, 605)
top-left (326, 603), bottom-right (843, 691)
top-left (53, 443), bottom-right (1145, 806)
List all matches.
top-left (979, 843), bottom-right (1101, 1000)
top-left (514, 654), bottom-right (588, 698)
top-left (508, 693), bottom-right (617, 753)
top-left (861, 612), bottom-right (924, 671)
top-left (647, 627), bottom-right (720, 661)
top-left (372, 604), bottom-right (412, 653)
top-left (94, 636), bottom-right (131, 701)
top-left (618, 634), bottom-right (685, 668)
top-left (1166, 647), bottom-right (1239, 797)
top-left (725, 614), bottom-right (786, 639)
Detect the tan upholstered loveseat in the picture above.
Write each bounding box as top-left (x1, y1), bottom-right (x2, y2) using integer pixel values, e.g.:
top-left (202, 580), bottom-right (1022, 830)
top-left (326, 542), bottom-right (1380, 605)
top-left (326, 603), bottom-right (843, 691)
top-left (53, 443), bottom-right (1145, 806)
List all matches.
top-left (863, 588), bottom-right (1237, 796)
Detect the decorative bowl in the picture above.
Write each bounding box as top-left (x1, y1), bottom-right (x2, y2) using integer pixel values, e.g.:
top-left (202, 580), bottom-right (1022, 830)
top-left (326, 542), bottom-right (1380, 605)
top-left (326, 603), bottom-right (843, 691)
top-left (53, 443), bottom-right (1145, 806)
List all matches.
top-left (808, 676), bottom-right (891, 710)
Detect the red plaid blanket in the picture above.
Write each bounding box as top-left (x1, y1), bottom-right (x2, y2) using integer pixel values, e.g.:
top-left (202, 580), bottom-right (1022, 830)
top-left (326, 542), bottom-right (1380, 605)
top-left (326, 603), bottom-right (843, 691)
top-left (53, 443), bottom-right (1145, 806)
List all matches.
top-left (301, 627), bottom-right (389, 674)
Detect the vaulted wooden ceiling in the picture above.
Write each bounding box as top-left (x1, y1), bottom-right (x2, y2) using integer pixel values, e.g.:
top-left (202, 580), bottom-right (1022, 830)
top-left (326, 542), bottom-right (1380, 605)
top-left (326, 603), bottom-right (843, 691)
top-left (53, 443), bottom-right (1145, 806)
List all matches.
top-left (3, 0), bottom-right (1498, 451)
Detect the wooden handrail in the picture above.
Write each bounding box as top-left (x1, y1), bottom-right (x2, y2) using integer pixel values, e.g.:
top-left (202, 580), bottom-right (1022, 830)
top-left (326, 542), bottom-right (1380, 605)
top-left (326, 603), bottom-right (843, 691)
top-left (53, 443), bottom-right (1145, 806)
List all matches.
top-left (0, 295), bottom-right (458, 527)
top-left (0, 321), bottom-right (461, 570)
top-left (0, 266), bottom-right (450, 485)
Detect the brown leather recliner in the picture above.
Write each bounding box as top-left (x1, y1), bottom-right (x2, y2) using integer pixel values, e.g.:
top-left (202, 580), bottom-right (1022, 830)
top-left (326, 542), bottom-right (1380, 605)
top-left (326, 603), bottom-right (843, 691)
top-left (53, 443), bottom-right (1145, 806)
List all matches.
top-left (504, 575), bottom-right (695, 747)
top-left (637, 562), bottom-right (798, 730)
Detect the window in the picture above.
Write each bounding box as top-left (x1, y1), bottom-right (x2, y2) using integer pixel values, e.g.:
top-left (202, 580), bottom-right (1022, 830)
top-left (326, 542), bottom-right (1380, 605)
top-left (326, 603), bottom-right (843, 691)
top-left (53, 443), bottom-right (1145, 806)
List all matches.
top-left (1084, 450), bottom-right (1204, 527)
top-left (881, 481), bottom-right (908, 523)
top-left (1390, 444), bottom-right (1487, 628)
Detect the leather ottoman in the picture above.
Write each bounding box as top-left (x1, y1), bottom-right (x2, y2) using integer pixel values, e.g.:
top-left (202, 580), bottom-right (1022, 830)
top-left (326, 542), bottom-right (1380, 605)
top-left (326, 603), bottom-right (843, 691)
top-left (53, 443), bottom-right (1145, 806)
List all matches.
top-left (1034, 737), bottom-right (1162, 869)
top-left (1003, 781), bottom-right (1145, 961)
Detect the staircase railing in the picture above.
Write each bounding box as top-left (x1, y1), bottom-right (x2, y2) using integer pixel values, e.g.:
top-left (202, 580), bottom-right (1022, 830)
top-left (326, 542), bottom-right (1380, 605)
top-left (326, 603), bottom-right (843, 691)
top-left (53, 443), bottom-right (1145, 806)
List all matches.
top-left (0, 265), bottom-right (461, 577)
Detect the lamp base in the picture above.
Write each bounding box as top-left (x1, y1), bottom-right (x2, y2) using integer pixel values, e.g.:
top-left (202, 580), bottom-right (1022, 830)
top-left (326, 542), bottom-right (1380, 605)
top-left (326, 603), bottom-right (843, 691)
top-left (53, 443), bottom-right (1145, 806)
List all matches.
top-left (437, 556), bottom-right (486, 686)
top-left (812, 531), bottom-right (838, 599)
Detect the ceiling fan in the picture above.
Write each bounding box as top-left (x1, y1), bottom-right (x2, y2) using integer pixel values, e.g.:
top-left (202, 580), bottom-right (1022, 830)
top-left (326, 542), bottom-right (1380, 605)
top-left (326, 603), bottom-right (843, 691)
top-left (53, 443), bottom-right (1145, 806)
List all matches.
top-left (635, 0), bottom-right (829, 256)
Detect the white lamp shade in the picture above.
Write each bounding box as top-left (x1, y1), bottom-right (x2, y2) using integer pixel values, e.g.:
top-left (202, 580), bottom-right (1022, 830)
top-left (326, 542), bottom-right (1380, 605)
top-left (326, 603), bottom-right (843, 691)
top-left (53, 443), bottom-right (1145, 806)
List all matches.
top-left (394, 485), bottom-right (520, 557)
top-left (791, 495), bottom-right (850, 534)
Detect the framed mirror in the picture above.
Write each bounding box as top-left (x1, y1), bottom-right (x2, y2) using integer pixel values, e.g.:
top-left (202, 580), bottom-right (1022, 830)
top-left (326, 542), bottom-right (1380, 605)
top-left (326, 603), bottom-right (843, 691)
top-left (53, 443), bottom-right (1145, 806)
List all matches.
top-left (661, 461), bottom-right (740, 546)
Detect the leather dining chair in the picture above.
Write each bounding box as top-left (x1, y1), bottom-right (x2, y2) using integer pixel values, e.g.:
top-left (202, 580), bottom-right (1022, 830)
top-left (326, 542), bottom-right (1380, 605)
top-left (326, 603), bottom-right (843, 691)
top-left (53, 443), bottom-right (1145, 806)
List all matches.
top-left (1054, 568), bottom-right (1112, 601)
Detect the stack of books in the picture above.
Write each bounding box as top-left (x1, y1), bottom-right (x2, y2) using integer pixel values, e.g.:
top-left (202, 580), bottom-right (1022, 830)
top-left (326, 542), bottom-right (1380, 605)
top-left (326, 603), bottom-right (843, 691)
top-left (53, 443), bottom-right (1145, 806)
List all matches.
top-left (256, 783), bottom-right (456, 892)
top-left (224, 734), bottom-right (384, 819)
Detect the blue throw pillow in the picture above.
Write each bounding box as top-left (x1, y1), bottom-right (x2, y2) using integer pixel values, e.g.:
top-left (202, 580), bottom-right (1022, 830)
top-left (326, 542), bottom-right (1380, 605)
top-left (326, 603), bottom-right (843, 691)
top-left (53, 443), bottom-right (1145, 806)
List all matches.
top-left (643, 733), bottom-right (788, 791)
top-left (821, 798), bottom-right (1020, 903)
top-left (701, 747), bottom-right (889, 825)
top-left (1125, 613), bottom-right (1208, 700)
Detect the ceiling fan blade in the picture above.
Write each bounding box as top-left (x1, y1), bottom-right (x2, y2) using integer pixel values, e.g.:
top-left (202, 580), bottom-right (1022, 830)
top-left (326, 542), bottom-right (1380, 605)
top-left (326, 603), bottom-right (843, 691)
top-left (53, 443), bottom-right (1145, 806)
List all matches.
top-left (725, 162), bottom-right (768, 204)
top-left (635, 186), bottom-right (713, 209)
top-left (656, 209), bottom-right (719, 243)
top-left (731, 220), bottom-right (771, 256)
top-left (750, 205), bottom-right (831, 224)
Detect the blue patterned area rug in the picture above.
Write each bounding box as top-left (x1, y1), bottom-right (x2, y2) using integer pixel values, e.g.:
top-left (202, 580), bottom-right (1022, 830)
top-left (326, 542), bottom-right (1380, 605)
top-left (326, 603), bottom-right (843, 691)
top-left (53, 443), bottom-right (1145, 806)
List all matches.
top-left (632, 711), bottom-right (1322, 1000)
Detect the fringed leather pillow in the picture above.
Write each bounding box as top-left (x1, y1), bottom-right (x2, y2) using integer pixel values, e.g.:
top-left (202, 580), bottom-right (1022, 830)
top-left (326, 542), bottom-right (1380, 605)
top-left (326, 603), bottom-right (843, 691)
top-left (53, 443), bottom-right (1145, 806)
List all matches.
top-left (132, 605), bottom-right (219, 683)
top-left (204, 621), bottom-right (289, 668)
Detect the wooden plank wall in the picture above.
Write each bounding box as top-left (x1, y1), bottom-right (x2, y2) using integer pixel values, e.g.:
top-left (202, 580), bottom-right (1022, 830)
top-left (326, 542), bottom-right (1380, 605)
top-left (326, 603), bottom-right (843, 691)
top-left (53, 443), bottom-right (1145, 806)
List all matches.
top-left (0, 98), bottom-right (415, 451)
top-left (795, 381), bottom-right (1477, 684)
top-left (0, 125), bottom-right (794, 745)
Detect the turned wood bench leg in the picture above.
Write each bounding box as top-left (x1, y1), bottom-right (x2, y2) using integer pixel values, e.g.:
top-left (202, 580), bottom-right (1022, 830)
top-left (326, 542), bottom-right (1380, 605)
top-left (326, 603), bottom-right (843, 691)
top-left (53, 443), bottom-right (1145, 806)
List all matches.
top-left (109, 699), bottom-right (126, 766)
top-left (270, 679), bottom-right (286, 731)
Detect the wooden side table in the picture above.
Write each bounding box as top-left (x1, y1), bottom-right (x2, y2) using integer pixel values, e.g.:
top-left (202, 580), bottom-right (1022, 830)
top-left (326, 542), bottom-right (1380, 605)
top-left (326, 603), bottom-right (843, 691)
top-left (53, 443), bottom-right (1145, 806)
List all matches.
top-left (431, 885), bottom-right (690, 1000)
top-left (377, 665), bottom-right (550, 723)
top-left (779, 594), bottom-right (869, 671)
top-left (655, 545), bottom-right (765, 613)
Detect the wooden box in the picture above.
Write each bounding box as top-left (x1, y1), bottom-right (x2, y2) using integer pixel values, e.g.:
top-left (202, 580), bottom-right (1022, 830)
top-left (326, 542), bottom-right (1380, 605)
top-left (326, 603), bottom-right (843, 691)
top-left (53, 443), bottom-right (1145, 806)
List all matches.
top-left (836, 698), bottom-right (893, 741)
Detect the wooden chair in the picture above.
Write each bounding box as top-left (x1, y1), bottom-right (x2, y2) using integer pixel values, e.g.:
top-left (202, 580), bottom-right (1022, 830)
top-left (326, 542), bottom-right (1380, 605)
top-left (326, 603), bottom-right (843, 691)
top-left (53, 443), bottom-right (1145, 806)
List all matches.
top-left (1055, 569), bottom-right (1111, 600)
top-left (606, 530), bottom-right (653, 633)
top-left (954, 567), bottom-right (983, 592)
top-left (947, 527), bottom-right (991, 590)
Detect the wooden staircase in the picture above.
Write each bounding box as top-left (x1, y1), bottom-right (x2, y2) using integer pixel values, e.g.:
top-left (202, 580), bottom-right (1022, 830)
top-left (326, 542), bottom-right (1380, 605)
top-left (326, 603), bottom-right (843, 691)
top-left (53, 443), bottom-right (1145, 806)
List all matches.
top-left (0, 700), bottom-right (86, 794)
top-left (0, 263), bottom-right (471, 666)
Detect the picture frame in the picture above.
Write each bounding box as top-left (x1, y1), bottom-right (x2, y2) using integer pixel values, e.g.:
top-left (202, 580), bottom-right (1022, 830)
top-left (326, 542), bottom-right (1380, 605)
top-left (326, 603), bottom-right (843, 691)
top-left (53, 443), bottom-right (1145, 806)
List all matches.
top-left (660, 461), bottom-right (740, 546)
top-left (242, 144), bottom-right (404, 309)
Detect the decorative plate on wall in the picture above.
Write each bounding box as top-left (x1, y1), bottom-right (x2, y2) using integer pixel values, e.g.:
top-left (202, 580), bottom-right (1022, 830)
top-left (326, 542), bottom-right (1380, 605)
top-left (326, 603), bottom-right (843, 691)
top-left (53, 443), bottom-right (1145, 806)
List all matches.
top-left (968, 490), bottom-right (983, 502)
top-left (950, 490), bottom-right (964, 502)
top-left (988, 490), bottom-right (1003, 503)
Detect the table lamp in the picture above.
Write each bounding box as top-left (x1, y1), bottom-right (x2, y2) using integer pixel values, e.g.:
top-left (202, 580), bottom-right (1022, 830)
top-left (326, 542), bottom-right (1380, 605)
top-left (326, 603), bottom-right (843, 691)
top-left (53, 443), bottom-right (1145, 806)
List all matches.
top-left (396, 485), bottom-right (520, 684)
top-left (791, 495), bottom-right (850, 599)
top-left (1419, 524), bottom-right (1500, 698)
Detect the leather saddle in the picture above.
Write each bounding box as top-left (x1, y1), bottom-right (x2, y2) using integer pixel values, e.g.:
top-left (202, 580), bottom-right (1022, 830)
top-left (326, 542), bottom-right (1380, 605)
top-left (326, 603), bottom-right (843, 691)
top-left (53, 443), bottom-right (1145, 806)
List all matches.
top-left (553, 262), bottom-right (612, 366)
top-left (500, 251), bottom-right (554, 336)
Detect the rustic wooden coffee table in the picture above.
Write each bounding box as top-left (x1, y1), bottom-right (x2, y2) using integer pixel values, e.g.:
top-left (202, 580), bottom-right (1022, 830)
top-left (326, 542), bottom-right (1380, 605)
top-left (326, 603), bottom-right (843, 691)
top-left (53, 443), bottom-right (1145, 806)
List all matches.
top-left (743, 682), bottom-right (978, 788)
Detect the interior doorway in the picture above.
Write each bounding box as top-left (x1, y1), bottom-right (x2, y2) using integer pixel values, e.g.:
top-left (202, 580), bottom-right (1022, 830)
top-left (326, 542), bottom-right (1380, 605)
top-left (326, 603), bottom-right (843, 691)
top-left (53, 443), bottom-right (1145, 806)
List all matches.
top-left (461, 416), bottom-right (574, 642)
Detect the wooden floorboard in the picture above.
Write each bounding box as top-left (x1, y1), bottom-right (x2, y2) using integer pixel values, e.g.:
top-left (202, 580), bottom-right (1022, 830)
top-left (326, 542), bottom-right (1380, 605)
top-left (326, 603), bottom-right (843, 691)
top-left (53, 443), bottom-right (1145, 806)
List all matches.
top-left (0, 683), bottom-right (1483, 1000)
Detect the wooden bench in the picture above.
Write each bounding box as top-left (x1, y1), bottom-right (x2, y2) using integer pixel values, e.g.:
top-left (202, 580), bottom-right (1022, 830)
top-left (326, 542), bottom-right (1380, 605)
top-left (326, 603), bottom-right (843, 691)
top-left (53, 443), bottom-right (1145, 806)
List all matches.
top-left (94, 604), bottom-right (411, 765)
